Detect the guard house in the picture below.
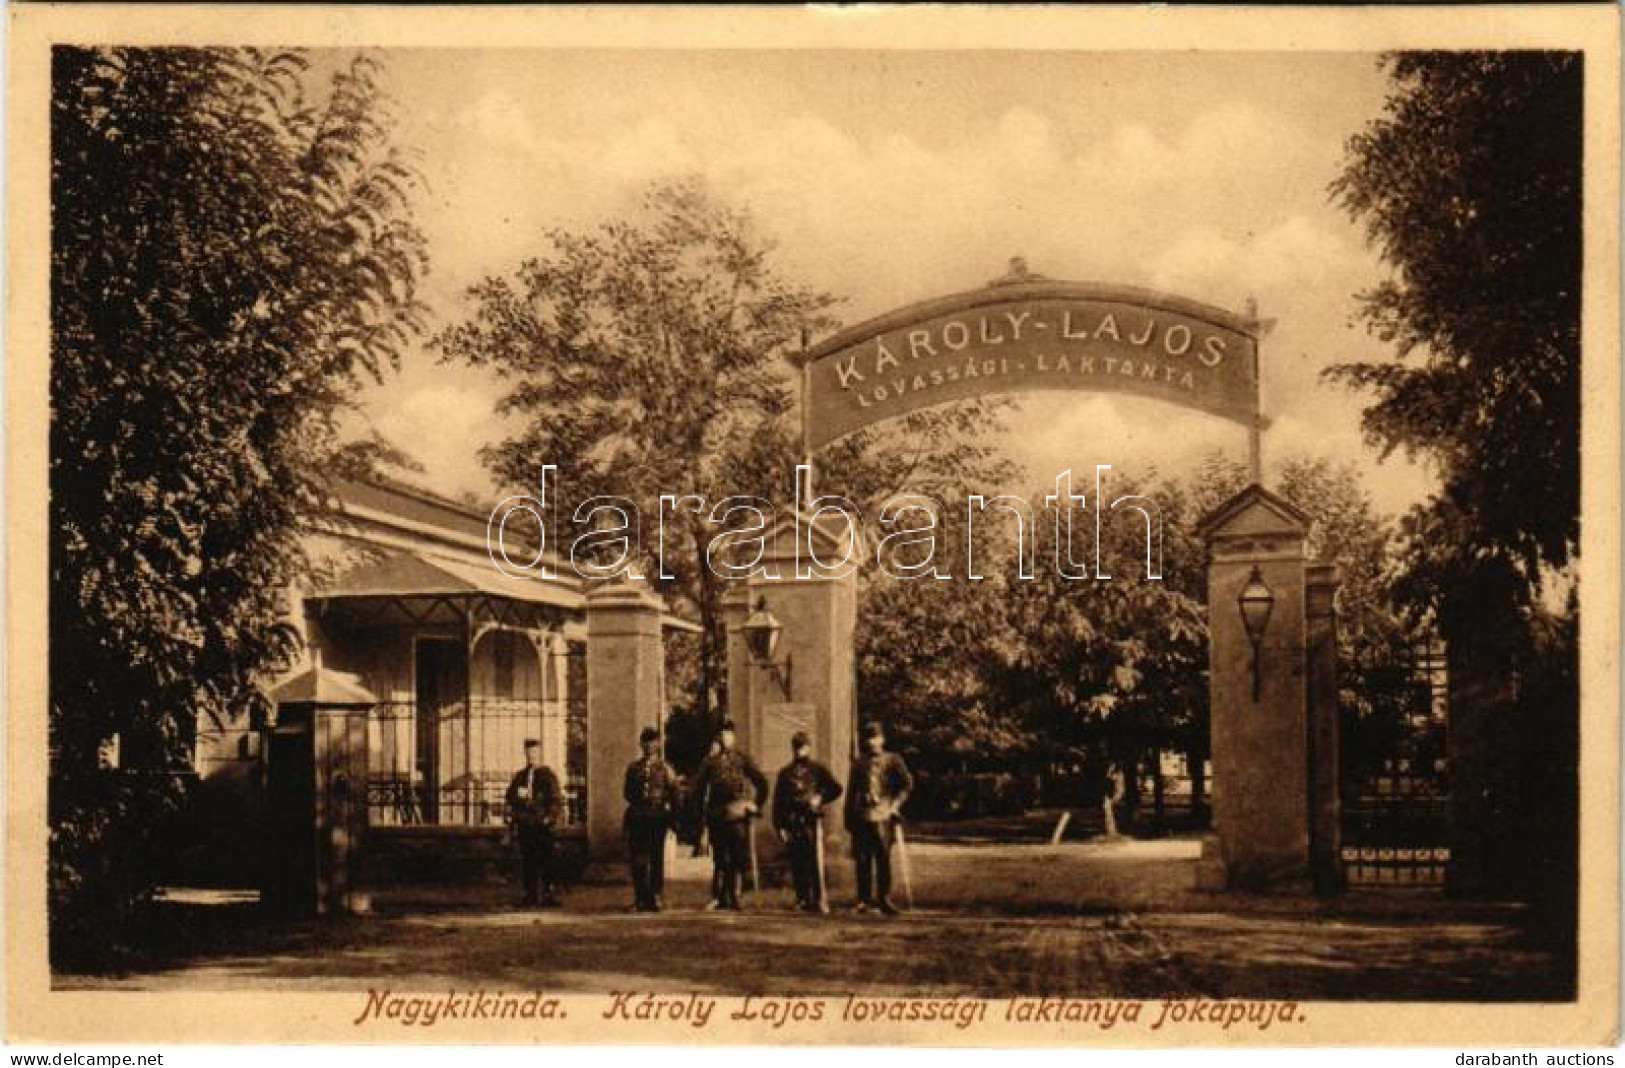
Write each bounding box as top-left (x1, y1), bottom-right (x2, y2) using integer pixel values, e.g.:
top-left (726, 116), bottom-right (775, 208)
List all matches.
top-left (194, 474), bottom-right (695, 889)
top-left (297, 477), bottom-right (588, 832)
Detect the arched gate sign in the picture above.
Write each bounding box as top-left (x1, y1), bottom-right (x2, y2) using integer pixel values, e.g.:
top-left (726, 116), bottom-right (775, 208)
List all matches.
top-left (796, 262), bottom-right (1269, 476)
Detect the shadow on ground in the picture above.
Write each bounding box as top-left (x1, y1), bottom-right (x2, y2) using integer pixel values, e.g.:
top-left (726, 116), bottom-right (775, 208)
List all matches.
top-left (57, 838), bottom-right (1574, 1000)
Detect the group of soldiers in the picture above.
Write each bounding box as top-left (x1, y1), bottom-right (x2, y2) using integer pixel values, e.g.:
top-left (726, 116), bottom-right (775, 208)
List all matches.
top-left (504, 719), bottom-right (914, 915)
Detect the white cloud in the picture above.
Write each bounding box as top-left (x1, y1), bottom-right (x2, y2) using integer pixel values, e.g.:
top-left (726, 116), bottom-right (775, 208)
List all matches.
top-left (457, 90), bottom-right (545, 155)
top-left (369, 381), bottom-right (506, 500)
top-left (996, 108), bottom-right (1059, 173)
top-left (601, 118), bottom-right (697, 180)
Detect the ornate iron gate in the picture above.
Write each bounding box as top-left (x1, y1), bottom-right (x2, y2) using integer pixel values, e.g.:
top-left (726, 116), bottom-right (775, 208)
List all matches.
top-left (1341, 638), bottom-right (1451, 887)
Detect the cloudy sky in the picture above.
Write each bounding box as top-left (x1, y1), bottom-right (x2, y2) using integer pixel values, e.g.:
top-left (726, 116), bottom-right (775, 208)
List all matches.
top-left (353, 48), bottom-right (1436, 514)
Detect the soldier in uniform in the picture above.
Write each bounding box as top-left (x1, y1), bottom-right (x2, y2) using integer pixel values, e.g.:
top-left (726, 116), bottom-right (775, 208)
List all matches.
top-left (505, 739), bottom-right (564, 907)
top-left (623, 726), bottom-right (679, 912)
top-left (772, 730), bottom-right (843, 912)
top-left (844, 721), bottom-right (913, 915)
top-left (693, 737), bottom-right (724, 909)
top-left (690, 719), bottom-right (768, 911)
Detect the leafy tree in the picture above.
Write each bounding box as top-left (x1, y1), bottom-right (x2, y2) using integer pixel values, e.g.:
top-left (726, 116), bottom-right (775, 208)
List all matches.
top-left (437, 179), bottom-right (831, 735)
top-left (856, 504), bottom-right (1024, 786)
top-left (437, 178), bottom-right (1011, 747)
top-left (1268, 457), bottom-right (1417, 785)
top-left (51, 47), bottom-right (426, 963)
top-left (1330, 52), bottom-right (1580, 599)
top-left (1005, 466), bottom-right (1211, 825)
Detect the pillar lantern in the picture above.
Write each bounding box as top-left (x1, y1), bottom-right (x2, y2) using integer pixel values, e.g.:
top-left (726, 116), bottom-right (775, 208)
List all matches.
top-left (1237, 565), bottom-right (1276, 703)
top-left (741, 596), bottom-right (793, 700)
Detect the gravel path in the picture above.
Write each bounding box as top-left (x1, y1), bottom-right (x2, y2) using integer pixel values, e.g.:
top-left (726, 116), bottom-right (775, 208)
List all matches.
top-left (57, 838), bottom-right (1572, 1000)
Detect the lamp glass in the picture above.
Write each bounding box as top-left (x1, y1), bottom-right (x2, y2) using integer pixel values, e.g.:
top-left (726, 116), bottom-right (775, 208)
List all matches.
top-left (742, 597), bottom-right (781, 663)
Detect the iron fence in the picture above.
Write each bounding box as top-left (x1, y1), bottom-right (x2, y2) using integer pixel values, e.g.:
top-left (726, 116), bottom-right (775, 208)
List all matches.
top-left (364, 699), bottom-right (586, 827)
top-left (1341, 772), bottom-right (1451, 886)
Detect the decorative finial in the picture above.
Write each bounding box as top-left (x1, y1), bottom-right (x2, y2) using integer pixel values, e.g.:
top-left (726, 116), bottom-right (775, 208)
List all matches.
top-left (990, 256), bottom-right (1047, 287)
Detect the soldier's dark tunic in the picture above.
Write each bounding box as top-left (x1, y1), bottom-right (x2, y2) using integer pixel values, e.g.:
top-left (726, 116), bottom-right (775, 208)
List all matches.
top-left (844, 750), bottom-right (913, 907)
top-left (772, 756), bottom-right (842, 909)
top-left (623, 752), bottom-right (680, 909)
top-left (505, 764), bottom-right (564, 904)
top-left (691, 747), bottom-right (768, 909)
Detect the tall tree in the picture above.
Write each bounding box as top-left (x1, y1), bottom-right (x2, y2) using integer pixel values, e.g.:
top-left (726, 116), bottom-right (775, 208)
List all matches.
top-left (437, 178), bottom-right (1011, 741)
top-left (1329, 52), bottom-right (1581, 599)
top-left (51, 48), bottom-right (427, 962)
top-left (436, 179), bottom-right (830, 730)
top-left (1330, 52), bottom-right (1581, 911)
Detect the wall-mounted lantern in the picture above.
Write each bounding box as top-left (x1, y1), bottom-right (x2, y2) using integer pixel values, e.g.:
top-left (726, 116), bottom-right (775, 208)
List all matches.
top-left (1237, 565), bottom-right (1275, 703)
top-left (741, 596), bottom-right (793, 700)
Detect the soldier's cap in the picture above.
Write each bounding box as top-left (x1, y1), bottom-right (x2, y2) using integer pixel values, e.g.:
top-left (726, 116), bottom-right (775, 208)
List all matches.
top-left (790, 730), bottom-right (811, 749)
top-left (639, 727), bottom-right (660, 744)
top-left (717, 718), bottom-right (737, 734)
top-left (523, 738), bottom-right (541, 749)
top-left (862, 721), bottom-right (885, 739)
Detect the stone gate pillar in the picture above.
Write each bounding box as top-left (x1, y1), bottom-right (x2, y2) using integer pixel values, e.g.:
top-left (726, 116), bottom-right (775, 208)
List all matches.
top-left (1306, 561), bottom-right (1344, 894)
top-left (584, 580), bottom-right (664, 860)
top-left (725, 512), bottom-right (860, 872)
top-left (1196, 484), bottom-right (1340, 893)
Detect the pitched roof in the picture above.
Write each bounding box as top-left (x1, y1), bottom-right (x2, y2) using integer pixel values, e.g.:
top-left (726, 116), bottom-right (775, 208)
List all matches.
top-left (310, 550), bottom-right (582, 610)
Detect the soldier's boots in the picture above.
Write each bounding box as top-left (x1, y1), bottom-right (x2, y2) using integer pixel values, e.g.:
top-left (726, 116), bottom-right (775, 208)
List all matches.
top-left (850, 898), bottom-right (899, 916)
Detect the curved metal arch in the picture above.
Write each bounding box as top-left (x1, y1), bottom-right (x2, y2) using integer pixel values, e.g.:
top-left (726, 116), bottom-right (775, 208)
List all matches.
top-left (796, 278), bottom-right (1266, 367)
top-left (796, 272), bottom-right (1270, 464)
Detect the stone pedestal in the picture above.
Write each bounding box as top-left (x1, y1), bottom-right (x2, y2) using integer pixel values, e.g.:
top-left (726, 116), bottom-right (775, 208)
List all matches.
top-left (1198, 484), bottom-right (1339, 894)
top-left (264, 665), bottom-right (375, 915)
top-left (584, 581), bottom-right (665, 860)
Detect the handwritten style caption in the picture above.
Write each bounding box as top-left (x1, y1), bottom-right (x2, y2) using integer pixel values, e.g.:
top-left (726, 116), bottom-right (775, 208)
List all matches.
top-left (352, 990), bottom-right (1306, 1033)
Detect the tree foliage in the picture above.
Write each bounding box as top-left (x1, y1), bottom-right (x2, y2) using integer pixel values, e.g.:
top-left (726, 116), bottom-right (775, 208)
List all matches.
top-left (50, 47), bottom-right (426, 962)
top-left (858, 453), bottom-right (1419, 820)
top-left (437, 179), bottom-right (830, 730)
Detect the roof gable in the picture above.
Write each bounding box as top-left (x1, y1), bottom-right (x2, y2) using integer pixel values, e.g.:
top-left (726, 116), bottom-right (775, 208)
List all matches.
top-left (269, 665), bottom-right (378, 707)
top-left (758, 508), bottom-right (869, 569)
top-left (1197, 483), bottom-right (1311, 542)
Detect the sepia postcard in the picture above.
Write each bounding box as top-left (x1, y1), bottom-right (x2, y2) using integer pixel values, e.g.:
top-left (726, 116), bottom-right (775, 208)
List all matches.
top-left (6, 3), bottom-right (1620, 1049)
